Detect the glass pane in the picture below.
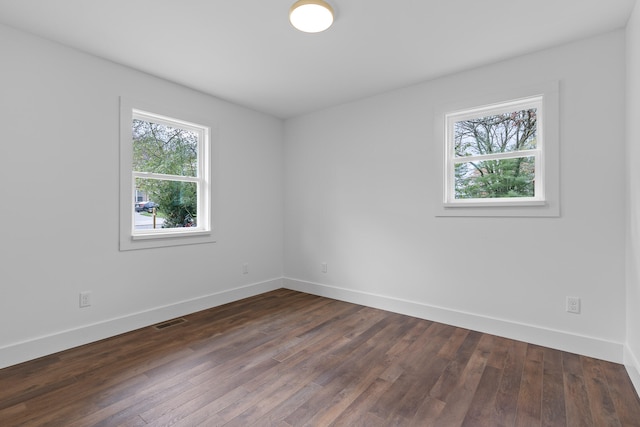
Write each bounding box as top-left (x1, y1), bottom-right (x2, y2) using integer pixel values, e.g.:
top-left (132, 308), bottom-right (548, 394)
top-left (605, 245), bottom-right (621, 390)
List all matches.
top-left (454, 109), bottom-right (537, 157)
top-left (132, 119), bottom-right (198, 177)
top-left (454, 157), bottom-right (535, 199)
top-left (134, 178), bottom-right (197, 230)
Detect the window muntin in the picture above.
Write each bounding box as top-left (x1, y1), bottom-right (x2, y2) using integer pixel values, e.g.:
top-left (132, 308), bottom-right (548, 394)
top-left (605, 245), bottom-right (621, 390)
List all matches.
top-left (444, 96), bottom-right (544, 205)
top-left (130, 109), bottom-right (210, 238)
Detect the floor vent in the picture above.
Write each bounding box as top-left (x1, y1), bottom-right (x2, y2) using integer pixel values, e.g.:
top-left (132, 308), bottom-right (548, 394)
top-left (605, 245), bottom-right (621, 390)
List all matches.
top-left (153, 318), bottom-right (187, 330)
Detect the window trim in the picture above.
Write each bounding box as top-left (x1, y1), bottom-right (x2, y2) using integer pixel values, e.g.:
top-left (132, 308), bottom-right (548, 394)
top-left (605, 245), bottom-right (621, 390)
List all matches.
top-left (119, 97), bottom-right (217, 250)
top-left (434, 81), bottom-right (560, 217)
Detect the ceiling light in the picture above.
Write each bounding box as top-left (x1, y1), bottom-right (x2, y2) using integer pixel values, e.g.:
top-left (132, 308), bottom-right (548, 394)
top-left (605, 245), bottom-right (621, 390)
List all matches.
top-left (289, 0), bottom-right (334, 33)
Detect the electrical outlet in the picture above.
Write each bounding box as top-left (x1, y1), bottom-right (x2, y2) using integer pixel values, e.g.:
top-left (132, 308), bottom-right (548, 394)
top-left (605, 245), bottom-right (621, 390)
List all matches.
top-left (321, 262), bottom-right (327, 273)
top-left (79, 291), bottom-right (91, 308)
top-left (242, 262), bottom-right (249, 274)
top-left (566, 296), bottom-right (580, 314)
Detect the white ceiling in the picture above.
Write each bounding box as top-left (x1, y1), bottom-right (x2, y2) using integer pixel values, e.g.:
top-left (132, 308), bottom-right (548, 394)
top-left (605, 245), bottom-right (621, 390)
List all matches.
top-left (0, 0), bottom-right (635, 118)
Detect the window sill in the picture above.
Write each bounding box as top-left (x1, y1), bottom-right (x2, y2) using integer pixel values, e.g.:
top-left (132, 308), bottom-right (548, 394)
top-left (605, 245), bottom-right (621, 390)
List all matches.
top-left (443, 200), bottom-right (547, 208)
top-left (121, 229), bottom-right (216, 251)
top-left (435, 200), bottom-right (558, 217)
top-left (132, 229), bottom-right (211, 241)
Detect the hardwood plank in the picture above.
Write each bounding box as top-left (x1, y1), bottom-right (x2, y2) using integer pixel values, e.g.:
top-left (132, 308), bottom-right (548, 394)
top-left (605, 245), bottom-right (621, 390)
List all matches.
top-left (397, 320), bottom-right (451, 370)
top-left (383, 318), bottom-right (433, 364)
top-left (271, 304), bottom-right (367, 362)
top-left (0, 402), bottom-right (27, 420)
top-left (391, 357), bottom-right (450, 421)
top-left (460, 365), bottom-right (502, 427)
top-left (139, 372), bottom-right (250, 425)
top-left (489, 339), bottom-right (528, 426)
top-left (335, 411), bottom-right (388, 427)
top-left (459, 334), bottom-right (508, 427)
top-left (369, 321), bottom-right (451, 421)
top-left (431, 332), bottom-right (492, 427)
top-left (225, 381), bottom-right (322, 427)
top-left (385, 327), bottom-right (463, 422)
top-left (486, 336), bottom-right (512, 369)
top-left (514, 344), bottom-right (544, 427)
top-left (1, 289), bottom-right (639, 427)
top-left (541, 346), bottom-right (567, 427)
top-left (429, 330), bottom-right (483, 401)
top-left (408, 396), bottom-right (446, 427)
top-left (582, 356), bottom-right (622, 426)
top-left (602, 360), bottom-right (640, 426)
top-left (563, 351), bottom-right (596, 426)
top-left (116, 415), bottom-right (149, 427)
top-left (329, 377), bottom-right (395, 426)
top-left (437, 326), bottom-right (469, 360)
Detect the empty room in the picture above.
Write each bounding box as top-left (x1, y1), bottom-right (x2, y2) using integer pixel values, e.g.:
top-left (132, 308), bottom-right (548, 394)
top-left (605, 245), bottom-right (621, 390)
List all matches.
top-left (1, 0), bottom-right (640, 425)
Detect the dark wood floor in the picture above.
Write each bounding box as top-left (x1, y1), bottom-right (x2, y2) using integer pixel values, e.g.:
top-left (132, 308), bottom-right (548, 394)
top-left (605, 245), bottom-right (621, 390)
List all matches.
top-left (1, 289), bottom-right (639, 426)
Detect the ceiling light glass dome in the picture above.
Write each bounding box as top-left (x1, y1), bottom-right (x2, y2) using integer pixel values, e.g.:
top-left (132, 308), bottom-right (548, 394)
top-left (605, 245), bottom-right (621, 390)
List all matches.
top-left (289, 0), bottom-right (334, 33)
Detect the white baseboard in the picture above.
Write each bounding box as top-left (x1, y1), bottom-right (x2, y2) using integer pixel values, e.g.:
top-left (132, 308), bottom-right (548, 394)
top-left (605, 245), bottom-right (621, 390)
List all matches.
top-left (624, 345), bottom-right (640, 397)
top-left (3, 275), bottom-right (633, 396)
top-left (0, 278), bottom-right (282, 370)
top-left (283, 278), bottom-right (625, 364)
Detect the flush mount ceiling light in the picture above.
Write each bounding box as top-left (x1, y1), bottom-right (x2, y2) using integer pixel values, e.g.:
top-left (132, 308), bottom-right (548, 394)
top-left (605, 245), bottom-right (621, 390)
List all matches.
top-left (289, 0), bottom-right (334, 33)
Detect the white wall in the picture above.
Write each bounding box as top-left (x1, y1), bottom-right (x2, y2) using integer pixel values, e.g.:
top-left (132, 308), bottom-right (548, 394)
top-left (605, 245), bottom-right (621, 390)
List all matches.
top-left (284, 30), bottom-right (628, 362)
top-left (626, 1), bottom-right (640, 393)
top-left (0, 24), bottom-right (284, 368)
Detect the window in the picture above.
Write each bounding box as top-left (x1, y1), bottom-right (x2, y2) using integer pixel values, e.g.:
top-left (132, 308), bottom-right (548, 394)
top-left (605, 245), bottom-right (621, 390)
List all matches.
top-left (120, 97), bottom-right (216, 250)
top-left (445, 96), bottom-right (543, 206)
top-left (435, 82), bottom-right (559, 217)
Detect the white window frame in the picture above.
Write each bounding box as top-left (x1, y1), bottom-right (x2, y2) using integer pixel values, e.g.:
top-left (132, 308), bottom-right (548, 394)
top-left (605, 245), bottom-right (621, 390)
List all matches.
top-left (120, 97), bottom-right (217, 250)
top-left (445, 96), bottom-right (544, 207)
top-left (435, 81), bottom-right (560, 217)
